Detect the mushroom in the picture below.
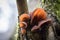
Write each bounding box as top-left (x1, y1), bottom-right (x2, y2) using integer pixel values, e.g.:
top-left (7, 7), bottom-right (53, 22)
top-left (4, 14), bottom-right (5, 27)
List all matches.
top-left (30, 8), bottom-right (52, 31)
top-left (31, 8), bottom-right (47, 24)
top-left (31, 18), bottom-right (52, 31)
top-left (19, 13), bottom-right (30, 28)
top-left (19, 13), bottom-right (30, 35)
top-left (20, 22), bottom-right (27, 28)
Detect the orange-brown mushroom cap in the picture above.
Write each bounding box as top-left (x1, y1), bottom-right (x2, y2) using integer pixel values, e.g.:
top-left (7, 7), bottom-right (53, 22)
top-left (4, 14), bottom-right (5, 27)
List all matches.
top-left (19, 13), bottom-right (30, 28)
top-left (31, 8), bottom-right (47, 23)
top-left (20, 22), bottom-right (27, 28)
top-left (19, 13), bottom-right (30, 22)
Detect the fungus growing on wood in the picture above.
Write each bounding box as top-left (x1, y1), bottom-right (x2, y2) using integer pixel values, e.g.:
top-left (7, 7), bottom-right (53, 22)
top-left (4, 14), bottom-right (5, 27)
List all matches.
top-left (19, 13), bottom-right (30, 35)
top-left (31, 19), bottom-right (52, 31)
top-left (31, 8), bottom-right (47, 24)
top-left (19, 13), bottom-right (30, 28)
top-left (19, 8), bottom-right (52, 33)
top-left (20, 22), bottom-right (27, 28)
top-left (19, 13), bottom-right (30, 22)
top-left (30, 8), bottom-right (52, 32)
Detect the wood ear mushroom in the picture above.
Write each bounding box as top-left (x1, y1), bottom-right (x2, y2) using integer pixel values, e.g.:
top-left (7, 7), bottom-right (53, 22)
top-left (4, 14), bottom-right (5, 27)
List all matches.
top-left (31, 18), bottom-right (52, 31)
top-left (19, 13), bottom-right (30, 34)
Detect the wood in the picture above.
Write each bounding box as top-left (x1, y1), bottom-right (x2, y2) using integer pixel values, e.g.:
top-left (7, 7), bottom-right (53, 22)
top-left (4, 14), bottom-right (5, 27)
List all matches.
top-left (16, 0), bottom-right (28, 40)
top-left (16, 0), bottom-right (28, 15)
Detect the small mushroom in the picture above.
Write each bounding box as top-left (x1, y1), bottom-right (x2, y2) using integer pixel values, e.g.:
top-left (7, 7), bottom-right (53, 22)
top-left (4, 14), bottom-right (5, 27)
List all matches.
top-left (19, 13), bottom-right (30, 22)
top-left (21, 28), bottom-right (26, 35)
top-left (31, 18), bottom-right (52, 31)
top-left (19, 13), bottom-right (30, 28)
top-left (20, 22), bottom-right (27, 28)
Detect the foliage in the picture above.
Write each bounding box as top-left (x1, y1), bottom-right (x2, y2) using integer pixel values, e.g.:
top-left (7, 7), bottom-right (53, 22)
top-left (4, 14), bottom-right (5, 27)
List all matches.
top-left (42, 0), bottom-right (60, 23)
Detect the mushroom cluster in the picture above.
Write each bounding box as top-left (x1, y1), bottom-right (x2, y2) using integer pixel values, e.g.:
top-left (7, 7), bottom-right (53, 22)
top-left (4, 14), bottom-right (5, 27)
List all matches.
top-left (19, 8), bottom-right (52, 35)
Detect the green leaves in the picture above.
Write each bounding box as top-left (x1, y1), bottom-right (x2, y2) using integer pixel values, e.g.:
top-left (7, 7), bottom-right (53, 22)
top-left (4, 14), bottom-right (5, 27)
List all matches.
top-left (43, 0), bottom-right (60, 22)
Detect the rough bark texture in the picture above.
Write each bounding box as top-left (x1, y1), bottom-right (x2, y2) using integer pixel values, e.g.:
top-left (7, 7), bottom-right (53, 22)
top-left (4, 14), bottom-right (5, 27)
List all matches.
top-left (17, 0), bottom-right (28, 15)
